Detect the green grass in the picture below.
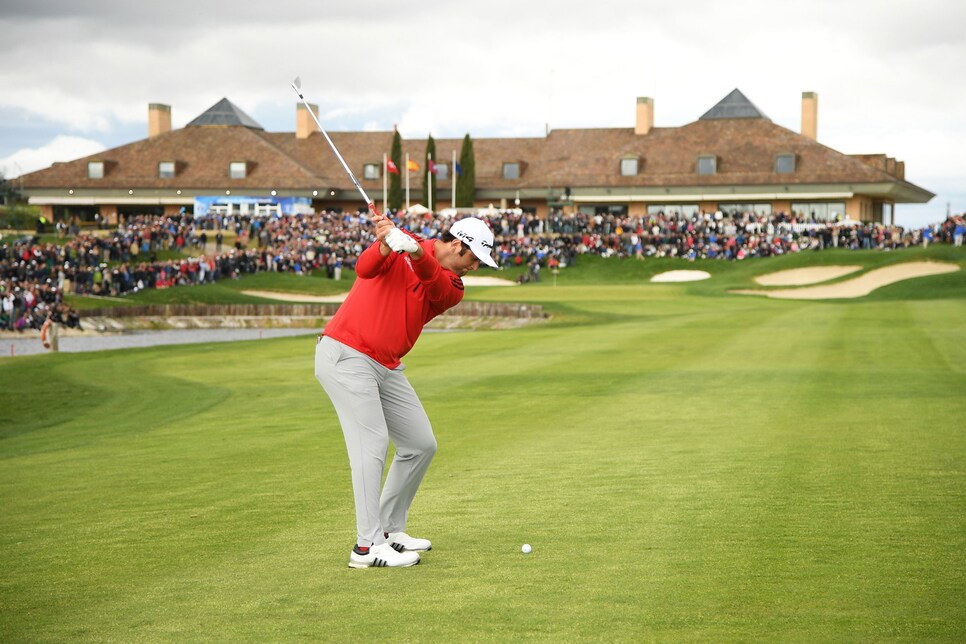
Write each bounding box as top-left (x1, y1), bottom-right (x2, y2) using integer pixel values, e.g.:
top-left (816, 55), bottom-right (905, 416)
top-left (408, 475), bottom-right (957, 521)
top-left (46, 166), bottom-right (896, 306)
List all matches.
top-left (2, 247), bottom-right (965, 641)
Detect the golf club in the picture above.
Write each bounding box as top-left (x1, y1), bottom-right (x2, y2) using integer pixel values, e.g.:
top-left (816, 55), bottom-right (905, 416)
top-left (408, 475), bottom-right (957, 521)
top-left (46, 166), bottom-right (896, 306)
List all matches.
top-left (291, 76), bottom-right (380, 219)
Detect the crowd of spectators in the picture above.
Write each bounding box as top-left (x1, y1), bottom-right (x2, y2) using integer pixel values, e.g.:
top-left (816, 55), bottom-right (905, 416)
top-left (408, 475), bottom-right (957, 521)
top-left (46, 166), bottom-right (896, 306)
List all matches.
top-left (476, 210), bottom-right (966, 268)
top-left (2, 208), bottom-right (963, 333)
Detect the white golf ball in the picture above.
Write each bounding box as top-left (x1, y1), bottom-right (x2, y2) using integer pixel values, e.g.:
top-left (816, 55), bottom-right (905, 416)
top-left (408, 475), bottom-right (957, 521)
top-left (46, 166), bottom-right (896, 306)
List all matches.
top-left (521, 543), bottom-right (532, 554)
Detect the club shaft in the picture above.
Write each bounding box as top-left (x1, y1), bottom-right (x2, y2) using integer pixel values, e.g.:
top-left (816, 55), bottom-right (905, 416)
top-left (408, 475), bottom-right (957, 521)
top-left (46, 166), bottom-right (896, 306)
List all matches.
top-left (291, 82), bottom-right (379, 217)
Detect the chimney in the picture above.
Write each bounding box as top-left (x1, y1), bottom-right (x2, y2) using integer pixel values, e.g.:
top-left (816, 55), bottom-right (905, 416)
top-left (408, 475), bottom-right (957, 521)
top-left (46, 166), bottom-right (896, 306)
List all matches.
top-left (635, 97), bottom-right (654, 135)
top-left (801, 91), bottom-right (818, 140)
top-left (297, 102), bottom-right (319, 139)
top-left (148, 103), bottom-right (171, 138)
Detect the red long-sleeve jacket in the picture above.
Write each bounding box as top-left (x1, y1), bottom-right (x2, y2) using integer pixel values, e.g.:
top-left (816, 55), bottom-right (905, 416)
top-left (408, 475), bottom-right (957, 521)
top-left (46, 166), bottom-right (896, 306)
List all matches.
top-left (322, 235), bottom-right (464, 369)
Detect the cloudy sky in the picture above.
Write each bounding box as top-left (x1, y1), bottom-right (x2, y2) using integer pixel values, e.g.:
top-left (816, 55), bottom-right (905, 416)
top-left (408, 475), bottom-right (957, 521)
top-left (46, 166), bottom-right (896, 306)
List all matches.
top-left (1, 0), bottom-right (963, 227)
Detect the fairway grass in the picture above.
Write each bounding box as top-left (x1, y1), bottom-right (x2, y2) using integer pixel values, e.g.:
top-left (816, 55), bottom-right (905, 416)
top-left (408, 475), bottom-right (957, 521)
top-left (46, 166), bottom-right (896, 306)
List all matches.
top-left (2, 252), bottom-right (966, 641)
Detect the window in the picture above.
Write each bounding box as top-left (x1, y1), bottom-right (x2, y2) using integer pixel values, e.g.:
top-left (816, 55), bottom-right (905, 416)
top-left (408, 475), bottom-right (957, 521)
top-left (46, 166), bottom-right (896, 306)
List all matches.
top-left (159, 161), bottom-right (176, 179)
top-left (719, 203), bottom-right (772, 216)
top-left (620, 157), bottom-right (639, 176)
top-left (696, 155), bottom-right (716, 175)
top-left (647, 204), bottom-right (700, 218)
top-left (502, 162), bottom-right (520, 180)
top-left (775, 154), bottom-right (796, 174)
top-left (791, 202), bottom-right (846, 222)
top-left (229, 162), bottom-right (247, 179)
top-left (435, 164), bottom-right (449, 181)
top-left (363, 163), bottom-right (380, 180)
top-left (88, 161), bottom-right (104, 179)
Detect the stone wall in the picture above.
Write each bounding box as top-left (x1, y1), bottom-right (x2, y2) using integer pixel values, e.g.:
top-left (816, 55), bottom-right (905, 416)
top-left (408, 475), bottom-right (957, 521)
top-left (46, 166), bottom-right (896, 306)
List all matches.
top-left (77, 301), bottom-right (549, 333)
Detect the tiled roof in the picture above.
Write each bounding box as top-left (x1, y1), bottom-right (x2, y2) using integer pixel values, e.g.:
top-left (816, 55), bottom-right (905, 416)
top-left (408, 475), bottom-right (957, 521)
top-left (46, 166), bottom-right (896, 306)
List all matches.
top-left (20, 93), bottom-right (927, 200)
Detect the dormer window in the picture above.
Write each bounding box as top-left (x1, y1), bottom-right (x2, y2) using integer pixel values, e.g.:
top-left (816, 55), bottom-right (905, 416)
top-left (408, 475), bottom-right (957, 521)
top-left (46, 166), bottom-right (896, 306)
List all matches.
top-left (363, 163), bottom-right (380, 180)
top-left (502, 162), bottom-right (521, 180)
top-left (88, 161), bottom-right (104, 179)
top-left (229, 162), bottom-right (247, 179)
top-left (620, 157), bottom-right (639, 176)
top-left (697, 155), bottom-right (717, 175)
top-left (775, 153), bottom-right (796, 174)
top-left (159, 161), bottom-right (176, 179)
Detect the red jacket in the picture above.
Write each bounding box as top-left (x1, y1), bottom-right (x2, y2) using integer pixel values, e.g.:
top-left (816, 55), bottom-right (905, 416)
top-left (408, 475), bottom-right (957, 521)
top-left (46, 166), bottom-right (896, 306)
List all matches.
top-left (323, 234), bottom-right (464, 369)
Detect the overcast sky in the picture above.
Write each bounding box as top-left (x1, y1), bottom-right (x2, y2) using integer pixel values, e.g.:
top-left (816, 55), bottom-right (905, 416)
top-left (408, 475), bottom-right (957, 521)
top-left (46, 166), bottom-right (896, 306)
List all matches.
top-left (1, 0), bottom-right (963, 227)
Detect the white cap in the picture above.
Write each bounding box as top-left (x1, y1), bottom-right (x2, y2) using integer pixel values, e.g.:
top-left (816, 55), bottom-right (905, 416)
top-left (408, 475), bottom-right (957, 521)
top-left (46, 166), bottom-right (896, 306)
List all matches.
top-left (448, 217), bottom-right (498, 268)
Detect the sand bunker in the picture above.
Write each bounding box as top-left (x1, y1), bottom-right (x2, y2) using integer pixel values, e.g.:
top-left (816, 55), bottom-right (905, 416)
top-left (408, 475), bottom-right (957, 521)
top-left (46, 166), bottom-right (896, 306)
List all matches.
top-left (754, 265), bottom-right (861, 286)
top-left (735, 261), bottom-right (959, 300)
top-left (650, 270), bottom-right (712, 283)
top-left (462, 276), bottom-right (518, 286)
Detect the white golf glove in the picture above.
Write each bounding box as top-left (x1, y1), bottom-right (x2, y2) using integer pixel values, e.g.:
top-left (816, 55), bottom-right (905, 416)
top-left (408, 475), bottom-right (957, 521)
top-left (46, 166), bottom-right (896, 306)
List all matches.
top-left (384, 227), bottom-right (420, 254)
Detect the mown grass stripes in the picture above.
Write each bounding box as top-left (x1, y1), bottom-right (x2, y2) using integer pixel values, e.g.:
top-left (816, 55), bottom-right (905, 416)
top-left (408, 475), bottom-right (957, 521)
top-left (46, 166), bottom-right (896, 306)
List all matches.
top-left (2, 248), bottom-right (964, 641)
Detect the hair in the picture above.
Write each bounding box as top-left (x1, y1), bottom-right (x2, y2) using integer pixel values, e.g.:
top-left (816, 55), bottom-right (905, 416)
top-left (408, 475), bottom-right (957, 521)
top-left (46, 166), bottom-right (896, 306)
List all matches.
top-left (440, 231), bottom-right (471, 256)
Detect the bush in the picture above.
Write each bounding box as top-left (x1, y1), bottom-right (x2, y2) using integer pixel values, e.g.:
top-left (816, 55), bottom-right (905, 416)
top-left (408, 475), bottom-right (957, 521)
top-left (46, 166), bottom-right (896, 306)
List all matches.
top-left (0, 204), bottom-right (41, 231)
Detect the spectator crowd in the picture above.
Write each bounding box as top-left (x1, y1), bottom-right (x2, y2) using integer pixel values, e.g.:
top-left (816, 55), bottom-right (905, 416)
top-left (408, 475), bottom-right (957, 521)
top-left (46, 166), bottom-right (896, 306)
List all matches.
top-left (2, 208), bottom-right (964, 333)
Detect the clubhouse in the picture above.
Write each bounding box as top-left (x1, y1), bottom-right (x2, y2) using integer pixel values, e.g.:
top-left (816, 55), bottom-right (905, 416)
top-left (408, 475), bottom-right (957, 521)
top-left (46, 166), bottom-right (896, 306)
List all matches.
top-left (19, 89), bottom-right (933, 226)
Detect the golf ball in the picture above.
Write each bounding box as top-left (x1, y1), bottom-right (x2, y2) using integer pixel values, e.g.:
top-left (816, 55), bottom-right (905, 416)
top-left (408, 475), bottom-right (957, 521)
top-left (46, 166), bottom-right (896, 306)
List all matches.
top-left (521, 543), bottom-right (532, 554)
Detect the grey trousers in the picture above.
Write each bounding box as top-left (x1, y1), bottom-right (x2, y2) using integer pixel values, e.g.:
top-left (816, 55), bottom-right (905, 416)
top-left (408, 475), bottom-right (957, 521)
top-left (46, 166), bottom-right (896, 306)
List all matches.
top-left (315, 336), bottom-right (437, 547)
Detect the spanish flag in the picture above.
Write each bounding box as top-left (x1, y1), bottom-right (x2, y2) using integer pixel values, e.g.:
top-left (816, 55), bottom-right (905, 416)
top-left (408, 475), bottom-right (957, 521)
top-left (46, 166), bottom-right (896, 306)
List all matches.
top-left (407, 159), bottom-right (420, 172)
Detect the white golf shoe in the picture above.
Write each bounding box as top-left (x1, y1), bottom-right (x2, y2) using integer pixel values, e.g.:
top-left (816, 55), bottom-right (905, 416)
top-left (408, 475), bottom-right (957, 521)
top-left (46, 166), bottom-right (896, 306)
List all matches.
top-left (387, 531), bottom-right (432, 552)
top-left (348, 543), bottom-right (420, 568)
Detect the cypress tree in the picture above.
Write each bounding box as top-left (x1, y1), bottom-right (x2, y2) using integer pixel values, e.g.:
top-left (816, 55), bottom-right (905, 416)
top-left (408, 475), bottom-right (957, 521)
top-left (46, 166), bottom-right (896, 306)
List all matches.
top-left (422, 135), bottom-right (437, 210)
top-left (388, 129), bottom-right (403, 212)
top-left (456, 134), bottom-right (475, 208)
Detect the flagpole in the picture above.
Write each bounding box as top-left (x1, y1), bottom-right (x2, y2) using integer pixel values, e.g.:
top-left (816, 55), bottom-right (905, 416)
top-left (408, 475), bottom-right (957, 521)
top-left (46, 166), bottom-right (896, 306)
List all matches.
top-left (428, 152), bottom-right (433, 212)
top-left (405, 153), bottom-right (410, 211)
top-left (382, 152), bottom-right (388, 216)
top-left (452, 149), bottom-right (456, 209)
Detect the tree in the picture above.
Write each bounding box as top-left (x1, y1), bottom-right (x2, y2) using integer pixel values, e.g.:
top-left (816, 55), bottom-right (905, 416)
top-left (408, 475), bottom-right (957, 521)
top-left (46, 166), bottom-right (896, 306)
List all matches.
top-left (422, 135), bottom-right (437, 210)
top-left (456, 134), bottom-right (476, 208)
top-left (388, 129), bottom-right (403, 212)
top-left (0, 168), bottom-right (20, 206)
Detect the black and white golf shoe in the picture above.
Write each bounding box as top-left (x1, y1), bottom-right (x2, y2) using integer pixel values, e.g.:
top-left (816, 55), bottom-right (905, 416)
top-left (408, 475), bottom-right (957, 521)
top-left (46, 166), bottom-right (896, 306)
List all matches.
top-left (348, 543), bottom-right (420, 568)
top-left (388, 531), bottom-right (432, 552)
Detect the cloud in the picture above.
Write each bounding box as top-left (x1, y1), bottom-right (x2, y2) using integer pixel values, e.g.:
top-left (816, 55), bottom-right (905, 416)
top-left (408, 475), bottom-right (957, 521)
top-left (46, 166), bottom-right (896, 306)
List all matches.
top-left (1, 136), bottom-right (106, 177)
top-left (0, 0), bottom-right (963, 223)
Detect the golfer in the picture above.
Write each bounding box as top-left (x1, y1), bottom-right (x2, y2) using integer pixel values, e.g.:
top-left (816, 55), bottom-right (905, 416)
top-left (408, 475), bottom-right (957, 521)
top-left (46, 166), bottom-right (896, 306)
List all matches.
top-left (316, 214), bottom-right (498, 568)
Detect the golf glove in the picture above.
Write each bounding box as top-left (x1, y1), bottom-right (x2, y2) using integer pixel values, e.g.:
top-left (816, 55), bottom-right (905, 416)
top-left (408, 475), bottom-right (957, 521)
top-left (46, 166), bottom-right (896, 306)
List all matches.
top-left (385, 227), bottom-right (420, 254)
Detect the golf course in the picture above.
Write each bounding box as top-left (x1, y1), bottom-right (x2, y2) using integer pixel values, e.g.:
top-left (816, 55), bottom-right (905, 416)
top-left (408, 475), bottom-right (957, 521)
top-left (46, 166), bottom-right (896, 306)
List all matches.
top-left (2, 245), bottom-right (965, 641)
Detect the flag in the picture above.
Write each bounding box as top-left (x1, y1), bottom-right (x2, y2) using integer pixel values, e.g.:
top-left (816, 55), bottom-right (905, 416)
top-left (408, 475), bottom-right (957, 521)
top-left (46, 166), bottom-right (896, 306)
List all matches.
top-left (454, 162), bottom-right (462, 177)
top-left (386, 159), bottom-right (399, 174)
top-left (407, 159), bottom-right (419, 172)
top-left (428, 160), bottom-right (437, 175)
